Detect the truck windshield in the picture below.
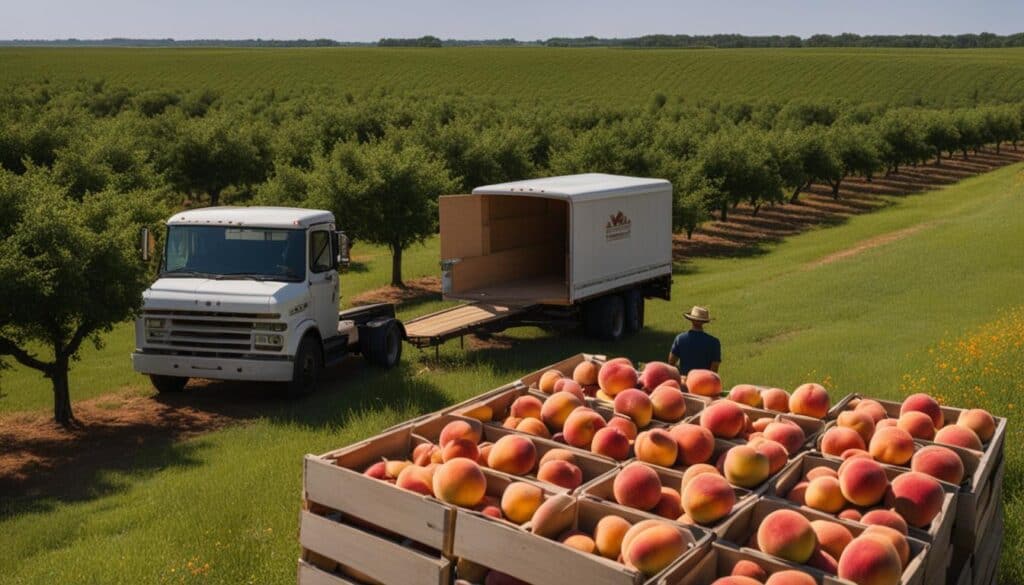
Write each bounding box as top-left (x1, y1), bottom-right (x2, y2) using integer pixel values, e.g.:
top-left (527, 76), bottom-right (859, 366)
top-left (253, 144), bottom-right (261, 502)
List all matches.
top-left (161, 225), bottom-right (306, 281)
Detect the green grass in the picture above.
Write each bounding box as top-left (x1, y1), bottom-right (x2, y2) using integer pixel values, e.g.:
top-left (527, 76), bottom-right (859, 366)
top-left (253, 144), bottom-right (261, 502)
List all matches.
top-left (2, 159), bottom-right (1022, 583)
top-left (4, 47), bottom-right (1024, 106)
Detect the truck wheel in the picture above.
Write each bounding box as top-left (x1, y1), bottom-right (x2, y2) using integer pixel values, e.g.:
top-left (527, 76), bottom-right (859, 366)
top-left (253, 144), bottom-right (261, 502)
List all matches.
top-left (150, 374), bottom-right (188, 393)
top-left (286, 335), bottom-right (322, 398)
top-left (624, 289), bottom-right (645, 334)
top-left (585, 294), bottom-right (626, 341)
top-left (364, 318), bottom-right (403, 368)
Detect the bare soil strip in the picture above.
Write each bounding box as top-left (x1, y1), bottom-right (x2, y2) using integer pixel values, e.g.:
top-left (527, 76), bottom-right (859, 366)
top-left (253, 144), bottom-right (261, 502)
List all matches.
top-left (805, 223), bottom-right (935, 268)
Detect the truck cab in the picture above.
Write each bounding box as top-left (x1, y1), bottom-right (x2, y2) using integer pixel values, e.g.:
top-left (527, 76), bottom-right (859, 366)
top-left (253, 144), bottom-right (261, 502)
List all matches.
top-left (132, 207), bottom-right (403, 396)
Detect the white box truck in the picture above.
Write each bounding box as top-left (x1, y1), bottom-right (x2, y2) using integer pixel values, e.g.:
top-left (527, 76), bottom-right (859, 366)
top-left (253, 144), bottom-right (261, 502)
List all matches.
top-left (131, 207), bottom-right (404, 396)
top-left (405, 174), bottom-right (673, 350)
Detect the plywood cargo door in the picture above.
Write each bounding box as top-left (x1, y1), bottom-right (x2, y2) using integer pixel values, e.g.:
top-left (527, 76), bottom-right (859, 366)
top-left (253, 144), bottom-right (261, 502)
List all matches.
top-left (439, 194), bottom-right (486, 296)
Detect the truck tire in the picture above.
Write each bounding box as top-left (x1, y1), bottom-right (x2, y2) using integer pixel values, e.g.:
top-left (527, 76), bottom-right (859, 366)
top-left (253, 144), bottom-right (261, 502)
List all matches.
top-left (150, 374), bottom-right (188, 393)
top-left (363, 318), bottom-right (403, 368)
top-left (624, 289), bottom-right (645, 334)
top-left (285, 334), bottom-right (322, 398)
top-left (585, 294), bottom-right (626, 341)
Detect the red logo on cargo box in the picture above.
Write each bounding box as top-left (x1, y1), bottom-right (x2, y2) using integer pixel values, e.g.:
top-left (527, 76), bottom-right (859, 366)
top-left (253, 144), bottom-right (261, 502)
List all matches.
top-left (606, 211), bottom-right (631, 241)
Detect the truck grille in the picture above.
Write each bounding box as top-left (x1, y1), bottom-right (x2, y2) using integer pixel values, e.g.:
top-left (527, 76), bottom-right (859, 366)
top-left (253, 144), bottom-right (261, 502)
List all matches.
top-left (142, 309), bottom-right (284, 357)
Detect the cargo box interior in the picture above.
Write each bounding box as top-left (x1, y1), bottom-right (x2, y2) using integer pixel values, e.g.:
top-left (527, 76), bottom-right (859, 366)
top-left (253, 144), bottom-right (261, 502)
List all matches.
top-left (440, 194), bottom-right (569, 305)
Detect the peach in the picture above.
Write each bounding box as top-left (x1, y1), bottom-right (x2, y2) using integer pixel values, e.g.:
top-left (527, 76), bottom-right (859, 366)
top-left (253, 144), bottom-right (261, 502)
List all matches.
top-left (839, 508), bottom-right (863, 521)
top-left (934, 425), bottom-right (983, 451)
top-left (553, 379), bottom-right (586, 402)
top-left (684, 369), bottom-right (722, 396)
top-left (412, 443), bottom-right (441, 466)
top-left (731, 560), bottom-right (768, 581)
top-left (822, 426), bottom-right (867, 456)
top-left (477, 442), bottom-right (493, 466)
top-left (750, 438), bottom-right (788, 474)
top-left (838, 410), bottom-right (877, 445)
top-left (559, 530), bottom-right (597, 554)
top-left (594, 514), bottom-right (632, 560)
top-left (591, 427), bottom-right (631, 460)
top-left (640, 361), bottom-right (681, 390)
top-left (728, 384), bottom-right (763, 407)
top-left (537, 459), bottom-right (583, 490)
top-left (911, 445), bottom-right (964, 485)
top-left (514, 417), bottom-right (551, 439)
top-left (460, 404), bottom-right (494, 422)
top-left (671, 423), bottom-right (716, 465)
top-left (650, 386), bottom-right (688, 422)
top-left (861, 510), bottom-right (908, 535)
top-left (756, 509), bottom-right (817, 563)
top-left (957, 408), bottom-right (995, 442)
top-left (598, 361), bottom-right (639, 396)
top-left (805, 476), bottom-right (847, 513)
top-left (614, 463), bottom-right (663, 510)
top-left (364, 460), bottom-right (389, 479)
top-left (432, 458), bottom-right (487, 507)
top-left (652, 486), bottom-right (683, 519)
top-left (538, 369), bottom-right (564, 393)
top-left (854, 399), bottom-right (889, 423)
top-left (839, 457), bottom-right (889, 507)
top-left (787, 481), bottom-right (809, 506)
top-left (751, 417), bottom-right (773, 433)
top-left (396, 465), bottom-right (435, 496)
top-left (572, 360), bottom-right (600, 386)
top-left (837, 536), bottom-right (902, 585)
top-left (623, 523), bottom-right (687, 576)
top-left (540, 392), bottom-right (583, 431)
top-left (763, 421), bottom-right (806, 455)
top-left (680, 463), bottom-right (720, 491)
top-left (682, 472), bottom-right (736, 525)
top-left (509, 395), bottom-right (543, 420)
top-left (606, 415), bottom-right (638, 440)
top-left (614, 389), bottom-right (654, 427)
top-left (869, 427), bottom-right (915, 466)
top-left (723, 445), bottom-right (771, 488)
top-left (900, 393), bottom-right (943, 429)
top-left (840, 448), bottom-right (872, 462)
top-left (635, 429), bottom-right (679, 468)
top-left (862, 525), bottom-right (910, 568)
top-left (897, 411), bottom-right (936, 441)
top-left (766, 570), bottom-right (817, 585)
top-left (712, 578), bottom-right (761, 585)
top-left (806, 467), bottom-right (838, 481)
top-left (439, 419), bottom-right (482, 447)
top-left (487, 435), bottom-right (537, 475)
top-left (812, 519), bottom-right (854, 559)
top-left (529, 493), bottom-right (575, 538)
top-left (789, 383), bottom-right (830, 418)
top-left (500, 481), bottom-right (544, 523)
top-left (442, 438), bottom-right (480, 463)
top-left (875, 418), bottom-right (898, 431)
top-left (891, 471), bottom-right (944, 528)
top-left (539, 448), bottom-right (577, 467)
top-left (700, 401), bottom-right (747, 439)
top-left (502, 416), bottom-right (522, 430)
top-left (384, 460), bottom-right (412, 479)
top-left (805, 549), bottom-right (839, 575)
top-left (562, 407), bottom-right (606, 449)
top-left (761, 388), bottom-right (791, 412)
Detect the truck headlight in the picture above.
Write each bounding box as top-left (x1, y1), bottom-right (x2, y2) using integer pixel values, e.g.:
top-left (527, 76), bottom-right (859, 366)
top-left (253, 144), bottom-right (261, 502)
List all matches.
top-left (145, 318), bottom-right (165, 329)
top-left (254, 334), bottom-right (284, 349)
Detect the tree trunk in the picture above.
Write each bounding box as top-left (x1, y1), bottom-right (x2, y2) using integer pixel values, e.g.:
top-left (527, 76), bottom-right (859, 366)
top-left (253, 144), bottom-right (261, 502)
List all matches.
top-left (996, 142), bottom-right (1001, 154)
top-left (50, 358), bottom-right (74, 427)
top-left (962, 148), bottom-right (969, 160)
top-left (209, 189), bottom-right (221, 207)
top-left (789, 185), bottom-right (802, 203)
top-left (390, 243), bottom-right (404, 288)
top-left (686, 227), bottom-right (694, 239)
top-left (935, 151), bottom-right (942, 166)
top-left (720, 202), bottom-right (728, 222)
top-left (830, 178), bottom-right (842, 199)
top-left (752, 203), bottom-right (762, 216)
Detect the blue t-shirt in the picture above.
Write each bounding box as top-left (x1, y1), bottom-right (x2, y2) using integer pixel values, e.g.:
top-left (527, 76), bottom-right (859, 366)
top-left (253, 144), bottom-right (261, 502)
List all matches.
top-left (670, 330), bottom-right (721, 374)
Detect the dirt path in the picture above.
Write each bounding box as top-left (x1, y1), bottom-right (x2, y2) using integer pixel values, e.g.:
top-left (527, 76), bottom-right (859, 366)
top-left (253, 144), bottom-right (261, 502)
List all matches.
top-left (804, 222), bottom-right (936, 268)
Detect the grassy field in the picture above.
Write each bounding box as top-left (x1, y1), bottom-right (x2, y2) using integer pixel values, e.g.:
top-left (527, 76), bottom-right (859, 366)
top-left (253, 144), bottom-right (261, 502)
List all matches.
top-left (2, 157), bottom-right (1022, 583)
top-left (3, 47), bottom-right (1024, 106)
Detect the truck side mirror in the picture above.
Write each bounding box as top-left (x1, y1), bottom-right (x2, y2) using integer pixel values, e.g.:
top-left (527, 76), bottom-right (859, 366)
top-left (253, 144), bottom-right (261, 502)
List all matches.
top-left (140, 227), bottom-right (152, 261)
top-left (335, 231), bottom-right (351, 270)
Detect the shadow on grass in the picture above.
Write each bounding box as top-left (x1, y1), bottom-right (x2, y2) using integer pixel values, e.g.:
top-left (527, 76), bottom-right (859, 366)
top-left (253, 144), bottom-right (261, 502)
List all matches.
top-left (0, 359), bottom-right (448, 521)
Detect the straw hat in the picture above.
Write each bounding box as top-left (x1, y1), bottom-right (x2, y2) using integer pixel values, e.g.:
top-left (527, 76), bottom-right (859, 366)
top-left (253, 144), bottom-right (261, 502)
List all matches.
top-left (684, 306), bottom-right (712, 323)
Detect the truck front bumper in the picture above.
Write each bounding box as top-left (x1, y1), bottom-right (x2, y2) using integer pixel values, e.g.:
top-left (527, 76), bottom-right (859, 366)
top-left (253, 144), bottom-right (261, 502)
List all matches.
top-left (131, 352), bottom-right (294, 382)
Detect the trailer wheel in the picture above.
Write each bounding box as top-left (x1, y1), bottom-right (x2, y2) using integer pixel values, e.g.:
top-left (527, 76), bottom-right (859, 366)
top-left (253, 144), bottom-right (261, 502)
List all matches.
top-left (285, 334), bottom-right (322, 398)
top-left (364, 318), bottom-right (403, 368)
top-left (150, 374), bottom-right (188, 393)
top-left (624, 289), bottom-right (645, 334)
top-left (585, 294), bottom-right (626, 341)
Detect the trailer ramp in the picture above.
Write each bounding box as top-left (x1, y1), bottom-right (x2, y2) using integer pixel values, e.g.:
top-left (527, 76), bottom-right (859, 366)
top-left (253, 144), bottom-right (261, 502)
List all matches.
top-left (404, 302), bottom-right (529, 353)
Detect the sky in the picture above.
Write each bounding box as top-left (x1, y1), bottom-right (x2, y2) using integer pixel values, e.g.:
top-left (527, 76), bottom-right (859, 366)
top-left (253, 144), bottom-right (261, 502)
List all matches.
top-left (2, 0), bottom-right (1022, 41)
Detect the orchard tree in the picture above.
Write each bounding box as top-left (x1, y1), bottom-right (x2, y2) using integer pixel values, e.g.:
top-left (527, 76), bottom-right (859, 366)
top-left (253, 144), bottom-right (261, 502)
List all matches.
top-left (772, 128), bottom-right (842, 203)
top-left (696, 127), bottom-right (782, 220)
top-left (875, 110), bottom-right (928, 173)
top-left (953, 110), bottom-right (985, 158)
top-left (312, 137), bottom-right (458, 287)
top-left (921, 111), bottom-right (960, 165)
top-left (826, 123), bottom-right (883, 198)
top-left (664, 160), bottom-right (715, 238)
top-left (0, 168), bottom-right (162, 425)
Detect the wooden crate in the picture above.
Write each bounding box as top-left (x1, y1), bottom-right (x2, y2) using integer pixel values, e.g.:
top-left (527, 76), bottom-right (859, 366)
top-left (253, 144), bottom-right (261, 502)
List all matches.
top-left (947, 498), bottom-right (1004, 585)
top-left (770, 453), bottom-right (956, 585)
top-left (678, 540), bottom-right (855, 585)
top-left (304, 425), bottom-right (456, 555)
top-left (519, 352), bottom-right (607, 389)
top-left (299, 507), bottom-right (452, 585)
top-left (453, 496), bottom-right (711, 585)
top-left (580, 462), bottom-right (756, 537)
top-left (718, 497), bottom-right (929, 585)
top-left (591, 391), bottom-right (708, 425)
top-left (828, 393), bottom-right (1007, 551)
top-left (687, 405), bottom-right (825, 453)
top-left (412, 413), bottom-right (619, 492)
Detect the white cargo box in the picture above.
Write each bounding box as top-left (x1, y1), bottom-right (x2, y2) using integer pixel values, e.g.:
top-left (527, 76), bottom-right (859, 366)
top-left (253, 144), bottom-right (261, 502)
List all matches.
top-left (439, 174), bottom-right (673, 306)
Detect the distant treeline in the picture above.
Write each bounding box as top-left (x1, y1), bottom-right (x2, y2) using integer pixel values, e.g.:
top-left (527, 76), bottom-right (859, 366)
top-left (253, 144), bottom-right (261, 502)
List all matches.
top-left (4, 32), bottom-right (1024, 49)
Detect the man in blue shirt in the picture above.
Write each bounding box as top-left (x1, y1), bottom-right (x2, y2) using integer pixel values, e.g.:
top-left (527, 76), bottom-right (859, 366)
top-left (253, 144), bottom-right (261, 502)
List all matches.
top-left (668, 306), bottom-right (721, 374)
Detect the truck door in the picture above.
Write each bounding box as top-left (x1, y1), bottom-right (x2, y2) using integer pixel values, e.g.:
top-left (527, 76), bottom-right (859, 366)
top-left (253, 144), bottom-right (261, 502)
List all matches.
top-left (308, 227), bottom-right (339, 339)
